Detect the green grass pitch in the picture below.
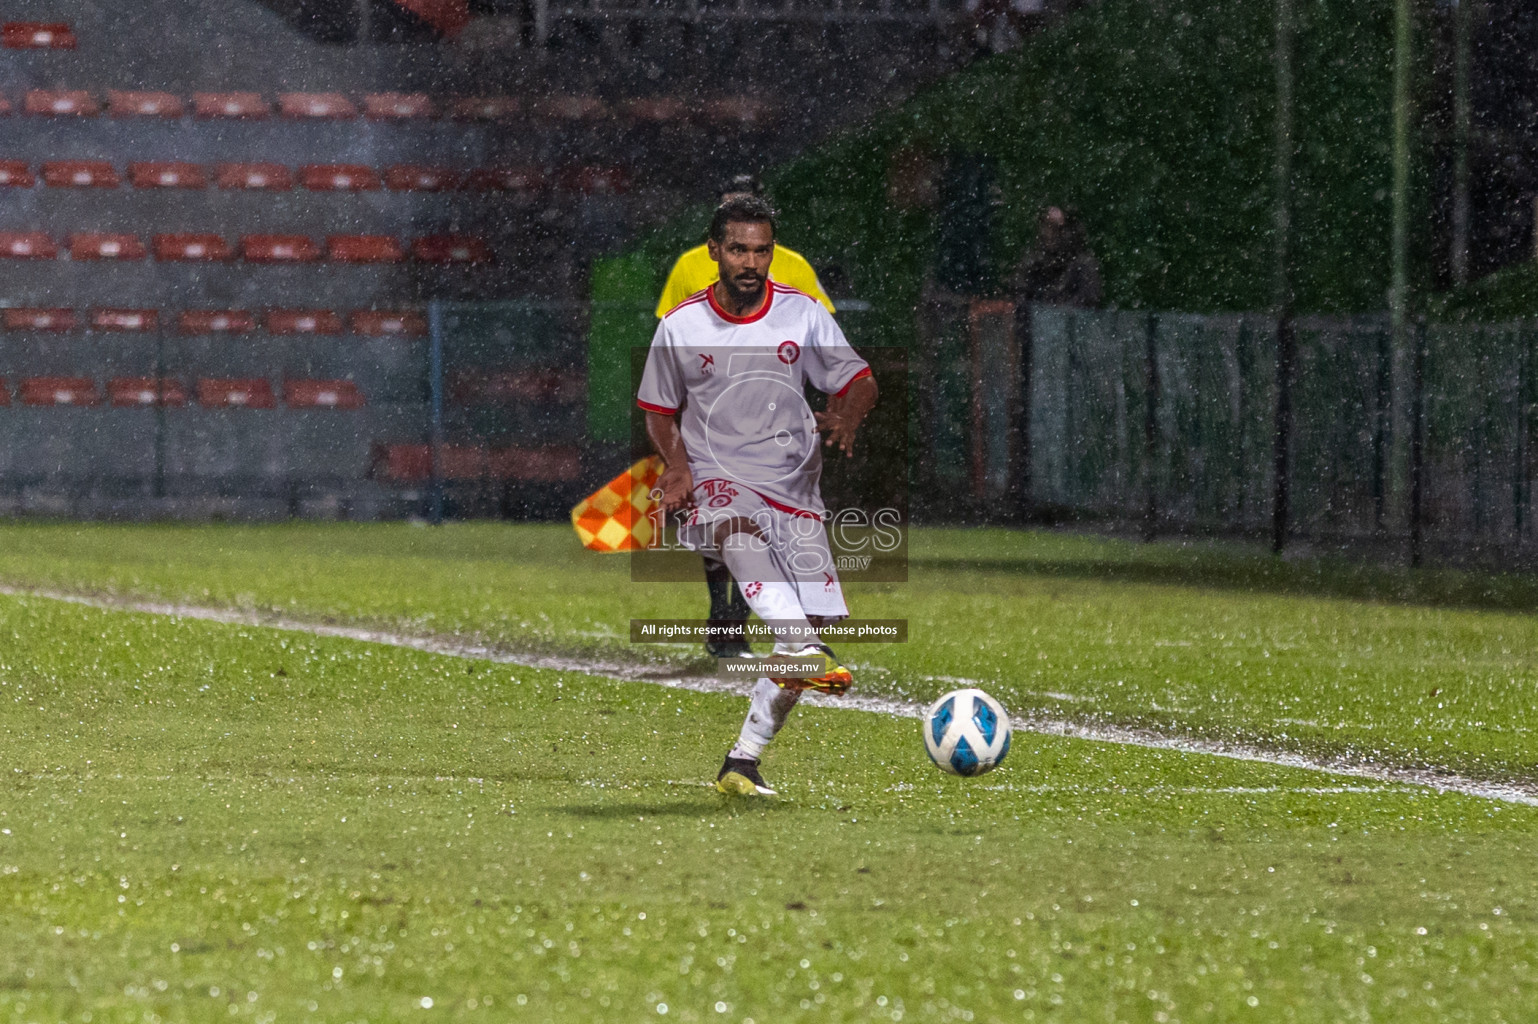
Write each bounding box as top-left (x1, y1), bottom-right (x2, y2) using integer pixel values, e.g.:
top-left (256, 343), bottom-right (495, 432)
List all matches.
top-left (0, 522), bottom-right (1535, 1022)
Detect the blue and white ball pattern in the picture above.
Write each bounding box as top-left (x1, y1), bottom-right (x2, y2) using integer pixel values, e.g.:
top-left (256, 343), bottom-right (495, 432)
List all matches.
top-left (923, 688), bottom-right (1011, 776)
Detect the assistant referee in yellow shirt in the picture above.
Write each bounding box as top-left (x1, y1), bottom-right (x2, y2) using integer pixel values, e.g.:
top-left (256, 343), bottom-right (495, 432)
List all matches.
top-left (658, 174), bottom-right (834, 658)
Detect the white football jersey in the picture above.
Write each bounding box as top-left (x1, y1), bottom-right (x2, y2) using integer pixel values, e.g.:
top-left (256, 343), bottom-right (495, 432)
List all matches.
top-left (637, 282), bottom-right (871, 514)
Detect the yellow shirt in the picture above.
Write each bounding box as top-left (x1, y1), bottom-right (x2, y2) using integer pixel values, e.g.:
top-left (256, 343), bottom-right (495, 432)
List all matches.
top-left (655, 243), bottom-right (835, 317)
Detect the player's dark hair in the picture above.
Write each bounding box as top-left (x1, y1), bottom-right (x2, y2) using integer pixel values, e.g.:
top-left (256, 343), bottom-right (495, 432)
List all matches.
top-left (709, 195), bottom-right (777, 244)
top-left (717, 173), bottom-right (764, 199)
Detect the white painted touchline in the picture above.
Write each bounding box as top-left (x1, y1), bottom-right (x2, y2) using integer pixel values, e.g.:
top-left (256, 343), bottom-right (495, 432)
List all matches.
top-left (5, 584), bottom-right (1538, 808)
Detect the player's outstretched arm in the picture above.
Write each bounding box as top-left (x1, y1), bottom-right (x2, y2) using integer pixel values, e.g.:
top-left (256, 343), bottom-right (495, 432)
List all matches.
top-left (645, 410), bottom-right (695, 510)
top-left (815, 374), bottom-right (878, 458)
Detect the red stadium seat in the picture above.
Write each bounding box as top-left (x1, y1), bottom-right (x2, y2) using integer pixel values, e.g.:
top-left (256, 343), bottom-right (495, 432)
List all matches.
top-left (561, 165), bottom-right (629, 196)
top-left (107, 377), bottom-right (189, 408)
top-left (41, 160), bottom-right (119, 188)
top-left (242, 235), bottom-right (320, 263)
top-left (0, 161), bottom-right (35, 187)
top-left (0, 232), bottom-right (57, 259)
top-left (703, 96), bottom-right (776, 125)
top-left (299, 164), bottom-right (382, 192)
top-left (91, 309), bottom-right (158, 332)
top-left (69, 233), bottom-right (147, 261)
top-left (25, 89), bottom-right (99, 116)
top-left (327, 235), bottom-right (403, 263)
top-left (197, 378), bottom-right (276, 409)
top-left (349, 310), bottom-right (427, 337)
top-left (215, 162), bottom-right (292, 191)
top-left (464, 166), bottom-right (543, 192)
top-left (3, 22), bottom-right (77, 49)
top-left (284, 379), bottom-right (365, 409)
top-left (278, 93), bottom-right (358, 120)
top-left (0, 381), bottom-right (9, 405)
top-left (179, 310), bottom-right (255, 334)
top-left (454, 368), bottom-right (577, 403)
top-left (21, 377), bottom-right (98, 406)
top-left (193, 92), bottom-right (269, 120)
top-left (0, 97), bottom-right (9, 116)
top-left (128, 161), bottom-right (207, 189)
top-left (106, 90), bottom-right (185, 118)
top-left (487, 446), bottom-right (582, 482)
top-left (3, 308), bottom-right (74, 331)
top-left (623, 97), bottom-right (688, 122)
top-left (154, 233), bottom-right (232, 262)
top-left (535, 96), bottom-right (608, 120)
top-left (363, 93), bottom-right (435, 120)
top-left (383, 164), bottom-right (460, 192)
top-left (368, 443), bottom-right (488, 482)
top-left (265, 309), bottom-right (343, 335)
top-left (449, 96), bottom-right (521, 121)
top-left (411, 235), bottom-right (493, 264)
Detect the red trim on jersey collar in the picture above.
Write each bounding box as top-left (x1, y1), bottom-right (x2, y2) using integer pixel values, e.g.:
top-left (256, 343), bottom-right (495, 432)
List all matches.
top-left (636, 399), bottom-right (677, 415)
top-left (661, 290), bottom-right (710, 319)
top-left (834, 365), bottom-right (873, 398)
top-left (706, 279), bottom-right (775, 324)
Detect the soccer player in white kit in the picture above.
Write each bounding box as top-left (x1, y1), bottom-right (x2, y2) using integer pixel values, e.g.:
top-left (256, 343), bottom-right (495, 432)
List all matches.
top-left (638, 195), bottom-right (879, 796)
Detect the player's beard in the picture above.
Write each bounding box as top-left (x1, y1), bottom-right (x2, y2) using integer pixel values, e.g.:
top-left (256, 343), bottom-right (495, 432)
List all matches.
top-left (724, 272), bottom-right (766, 307)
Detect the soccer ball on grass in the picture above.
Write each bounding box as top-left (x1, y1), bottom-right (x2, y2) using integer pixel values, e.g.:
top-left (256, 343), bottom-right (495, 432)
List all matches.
top-left (922, 688), bottom-right (1011, 776)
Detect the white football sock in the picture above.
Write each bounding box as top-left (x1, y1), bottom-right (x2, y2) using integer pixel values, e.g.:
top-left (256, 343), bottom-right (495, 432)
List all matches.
top-left (729, 677), bottom-right (801, 761)
top-left (716, 530), bottom-right (818, 653)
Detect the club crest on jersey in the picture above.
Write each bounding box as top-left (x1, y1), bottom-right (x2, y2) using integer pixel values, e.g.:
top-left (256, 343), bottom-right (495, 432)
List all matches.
top-left (699, 353), bottom-right (716, 374)
top-left (777, 341), bottom-right (800, 365)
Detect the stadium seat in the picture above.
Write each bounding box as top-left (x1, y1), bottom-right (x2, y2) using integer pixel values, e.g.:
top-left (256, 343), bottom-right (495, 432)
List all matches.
top-left (0, 380), bottom-right (9, 404)
top-left (368, 443), bottom-right (432, 482)
top-left (193, 92), bottom-right (269, 119)
top-left (464, 166), bottom-right (543, 192)
top-left (241, 235), bottom-right (320, 263)
top-left (535, 96), bottom-right (608, 120)
top-left (349, 310), bottom-right (427, 337)
top-left (0, 161), bottom-right (34, 187)
top-left (299, 164), bottom-right (382, 192)
top-left (278, 92), bottom-right (358, 120)
top-left (449, 96), bottom-right (521, 121)
top-left (2, 22), bottom-right (77, 49)
top-left (154, 233), bottom-right (232, 261)
top-left (215, 162), bottom-right (293, 191)
top-left (69, 233), bottom-right (147, 261)
top-left (20, 377), bottom-right (99, 406)
top-left (90, 309), bottom-right (158, 331)
top-left (196, 378), bottom-right (276, 409)
top-left (106, 90), bottom-right (185, 118)
top-left (284, 379), bottom-right (365, 409)
top-left (368, 443), bottom-right (487, 482)
top-left (487, 446), bottom-right (582, 482)
top-left (623, 97), bottom-right (688, 122)
top-left (265, 309), bottom-right (343, 335)
top-left (0, 232), bottom-right (58, 259)
top-left (562, 165), bottom-right (629, 195)
top-left (455, 367), bottom-right (576, 402)
top-left (25, 89), bottom-right (99, 116)
top-left (3, 308), bottom-right (74, 331)
top-left (703, 96), bottom-right (776, 125)
top-left (383, 164), bottom-right (460, 192)
top-left (363, 92), bottom-right (435, 120)
top-left (327, 235), bottom-right (403, 263)
top-left (621, 96), bottom-right (689, 121)
top-left (411, 235), bottom-right (493, 264)
top-left (41, 160), bottom-right (119, 188)
top-left (107, 377), bottom-right (190, 408)
top-left (179, 310), bottom-right (255, 334)
top-left (128, 162), bottom-right (207, 189)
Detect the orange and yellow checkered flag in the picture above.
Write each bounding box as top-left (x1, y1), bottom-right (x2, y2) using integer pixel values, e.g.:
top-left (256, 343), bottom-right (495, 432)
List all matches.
top-left (571, 455), bottom-right (665, 552)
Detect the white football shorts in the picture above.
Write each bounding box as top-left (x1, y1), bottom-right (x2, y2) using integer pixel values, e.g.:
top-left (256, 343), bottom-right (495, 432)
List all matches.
top-left (677, 477), bottom-right (849, 620)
